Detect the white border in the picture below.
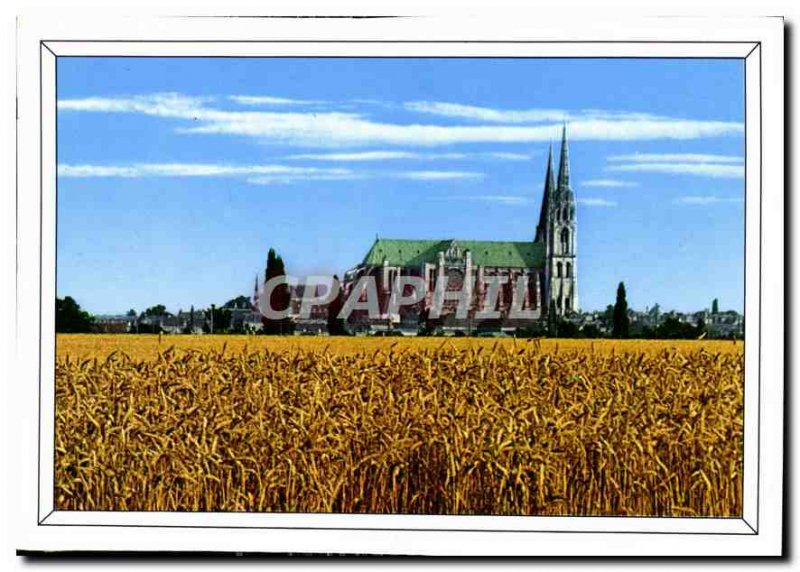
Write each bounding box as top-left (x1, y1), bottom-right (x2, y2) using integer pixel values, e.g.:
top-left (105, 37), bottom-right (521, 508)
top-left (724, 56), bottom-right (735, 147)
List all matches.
top-left (15, 13), bottom-right (784, 556)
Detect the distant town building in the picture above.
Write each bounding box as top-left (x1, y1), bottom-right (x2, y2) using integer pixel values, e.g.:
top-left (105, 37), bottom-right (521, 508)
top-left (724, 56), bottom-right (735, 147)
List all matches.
top-left (707, 308), bottom-right (744, 337)
top-left (94, 315), bottom-right (134, 333)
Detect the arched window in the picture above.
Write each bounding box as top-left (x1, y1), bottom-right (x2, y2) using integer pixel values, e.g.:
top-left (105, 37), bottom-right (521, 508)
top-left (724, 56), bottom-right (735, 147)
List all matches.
top-left (560, 228), bottom-right (570, 253)
top-left (563, 206), bottom-right (569, 221)
top-left (566, 262), bottom-right (572, 278)
top-left (556, 262), bottom-right (562, 278)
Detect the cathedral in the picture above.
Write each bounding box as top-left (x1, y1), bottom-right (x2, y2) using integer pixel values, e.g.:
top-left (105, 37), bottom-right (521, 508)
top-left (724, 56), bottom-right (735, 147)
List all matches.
top-left (341, 126), bottom-right (578, 332)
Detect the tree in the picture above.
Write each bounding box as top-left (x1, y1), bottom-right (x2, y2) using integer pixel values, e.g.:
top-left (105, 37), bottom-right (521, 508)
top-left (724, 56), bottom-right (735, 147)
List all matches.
top-left (126, 309), bottom-right (137, 317)
top-left (327, 274), bottom-right (348, 336)
top-left (602, 304), bottom-right (615, 331)
top-left (655, 317), bottom-right (698, 339)
top-left (224, 295), bottom-right (253, 309)
top-left (580, 323), bottom-right (603, 339)
top-left (557, 319), bottom-right (580, 338)
top-left (262, 248), bottom-right (293, 335)
top-left (514, 322), bottom-right (547, 338)
top-left (639, 325), bottom-right (656, 339)
top-left (207, 304), bottom-right (232, 334)
top-left (137, 304), bottom-right (170, 334)
top-left (612, 282), bottom-right (629, 339)
top-left (712, 298), bottom-right (719, 314)
top-left (56, 296), bottom-right (95, 333)
top-left (143, 304), bottom-right (170, 317)
top-left (547, 299), bottom-right (558, 337)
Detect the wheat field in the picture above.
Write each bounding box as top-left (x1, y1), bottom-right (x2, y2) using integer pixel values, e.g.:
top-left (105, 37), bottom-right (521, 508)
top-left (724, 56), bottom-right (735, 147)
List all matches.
top-left (55, 334), bottom-right (744, 516)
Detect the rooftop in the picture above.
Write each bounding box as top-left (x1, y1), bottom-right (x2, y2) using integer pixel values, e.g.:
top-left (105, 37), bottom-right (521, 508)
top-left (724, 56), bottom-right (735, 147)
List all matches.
top-left (362, 238), bottom-right (545, 268)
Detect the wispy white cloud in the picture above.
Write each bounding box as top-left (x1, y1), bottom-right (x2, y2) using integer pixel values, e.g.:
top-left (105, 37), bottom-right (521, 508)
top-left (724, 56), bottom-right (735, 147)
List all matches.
top-left (396, 171), bottom-right (485, 181)
top-left (608, 153), bottom-right (743, 164)
top-left (404, 101), bottom-right (568, 123)
top-left (58, 93), bottom-right (744, 148)
top-left (485, 152), bottom-right (532, 161)
top-left (581, 179), bottom-right (639, 188)
top-left (673, 196), bottom-right (744, 205)
top-left (285, 150), bottom-right (531, 162)
top-left (576, 109), bottom-right (666, 122)
top-left (403, 102), bottom-right (705, 126)
top-left (180, 115), bottom-right (745, 146)
top-left (288, 150), bottom-right (422, 161)
top-left (58, 165), bottom-right (141, 178)
top-left (229, 95), bottom-right (325, 106)
top-left (246, 172), bottom-right (365, 185)
top-left (434, 195), bottom-right (531, 206)
top-left (607, 162), bottom-right (744, 178)
top-left (58, 162), bottom-right (488, 185)
top-left (578, 198), bottom-right (618, 207)
top-left (57, 93), bottom-right (212, 119)
top-left (58, 162), bottom-right (354, 181)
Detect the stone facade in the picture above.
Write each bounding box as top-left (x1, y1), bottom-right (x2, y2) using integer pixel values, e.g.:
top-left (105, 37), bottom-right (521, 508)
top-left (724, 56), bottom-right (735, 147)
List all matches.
top-left (541, 127), bottom-right (579, 315)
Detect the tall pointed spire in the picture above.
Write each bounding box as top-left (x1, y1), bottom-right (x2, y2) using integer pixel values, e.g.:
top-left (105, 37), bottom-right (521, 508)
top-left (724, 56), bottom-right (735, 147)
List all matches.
top-left (557, 123), bottom-right (570, 191)
top-left (535, 144), bottom-right (556, 242)
top-left (253, 273), bottom-right (259, 308)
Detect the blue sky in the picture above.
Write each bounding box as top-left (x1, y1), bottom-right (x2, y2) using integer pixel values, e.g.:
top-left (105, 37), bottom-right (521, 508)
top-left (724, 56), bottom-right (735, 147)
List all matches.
top-left (56, 57), bottom-right (745, 315)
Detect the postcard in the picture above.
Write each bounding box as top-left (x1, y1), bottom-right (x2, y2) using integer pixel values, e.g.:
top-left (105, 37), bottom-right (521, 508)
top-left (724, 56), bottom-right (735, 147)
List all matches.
top-left (13, 12), bottom-right (784, 557)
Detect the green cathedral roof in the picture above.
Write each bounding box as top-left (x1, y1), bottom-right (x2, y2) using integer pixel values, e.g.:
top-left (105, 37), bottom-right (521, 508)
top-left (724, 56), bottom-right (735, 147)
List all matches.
top-left (362, 238), bottom-right (545, 268)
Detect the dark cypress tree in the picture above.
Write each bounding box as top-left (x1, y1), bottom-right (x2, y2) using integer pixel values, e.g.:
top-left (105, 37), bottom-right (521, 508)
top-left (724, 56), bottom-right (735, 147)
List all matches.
top-left (262, 248), bottom-right (292, 335)
top-left (547, 299), bottom-right (558, 337)
top-left (264, 248), bottom-right (277, 286)
top-left (326, 274), bottom-right (348, 336)
top-left (612, 282), bottom-right (629, 339)
top-left (276, 255), bottom-right (293, 334)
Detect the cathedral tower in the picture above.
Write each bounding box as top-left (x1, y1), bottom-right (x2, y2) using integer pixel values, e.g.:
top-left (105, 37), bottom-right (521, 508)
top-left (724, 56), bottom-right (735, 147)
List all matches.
top-left (536, 126), bottom-right (578, 317)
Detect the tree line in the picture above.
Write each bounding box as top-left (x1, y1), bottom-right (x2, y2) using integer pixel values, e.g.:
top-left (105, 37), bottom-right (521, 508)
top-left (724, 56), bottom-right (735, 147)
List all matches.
top-left (514, 282), bottom-right (714, 340)
top-left (56, 253), bottom-right (718, 340)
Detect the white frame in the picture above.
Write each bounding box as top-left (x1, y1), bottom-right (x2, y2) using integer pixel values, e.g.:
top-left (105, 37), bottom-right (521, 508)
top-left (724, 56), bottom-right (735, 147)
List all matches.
top-left (14, 13), bottom-right (784, 556)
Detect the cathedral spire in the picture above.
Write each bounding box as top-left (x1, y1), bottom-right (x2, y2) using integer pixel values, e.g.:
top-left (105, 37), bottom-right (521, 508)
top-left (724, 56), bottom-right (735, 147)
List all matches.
top-left (535, 144), bottom-right (556, 242)
top-left (557, 123), bottom-right (571, 191)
